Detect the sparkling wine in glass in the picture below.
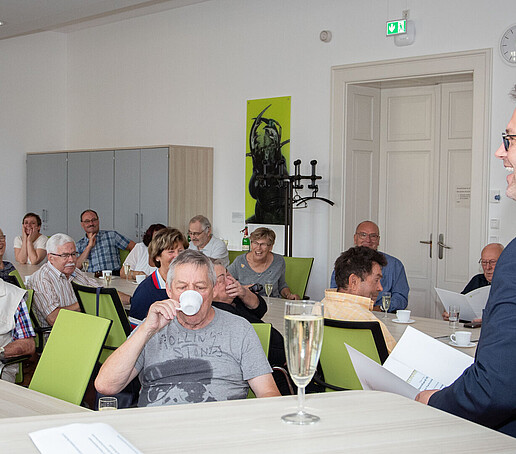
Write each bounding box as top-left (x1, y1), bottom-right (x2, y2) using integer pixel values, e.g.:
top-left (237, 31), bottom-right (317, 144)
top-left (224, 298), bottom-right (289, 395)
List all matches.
top-left (381, 292), bottom-right (391, 318)
top-left (282, 300), bottom-right (324, 425)
top-left (83, 259), bottom-right (89, 273)
top-left (123, 263), bottom-right (130, 281)
top-left (265, 283), bottom-right (273, 305)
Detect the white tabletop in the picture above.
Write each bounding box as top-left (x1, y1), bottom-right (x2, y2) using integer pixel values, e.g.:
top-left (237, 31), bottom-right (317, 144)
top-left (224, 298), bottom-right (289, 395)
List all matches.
top-left (263, 298), bottom-right (480, 356)
top-left (0, 380), bottom-right (90, 419)
top-left (1, 391), bottom-right (514, 452)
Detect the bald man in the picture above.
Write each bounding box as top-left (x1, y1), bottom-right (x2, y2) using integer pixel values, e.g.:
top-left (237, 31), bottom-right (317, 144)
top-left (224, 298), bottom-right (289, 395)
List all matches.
top-left (462, 243), bottom-right (504, 294)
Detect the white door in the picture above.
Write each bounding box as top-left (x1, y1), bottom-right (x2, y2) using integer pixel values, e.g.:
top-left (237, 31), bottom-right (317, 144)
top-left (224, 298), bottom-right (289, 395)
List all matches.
top-left (379, 82), bottom-right (473, 317)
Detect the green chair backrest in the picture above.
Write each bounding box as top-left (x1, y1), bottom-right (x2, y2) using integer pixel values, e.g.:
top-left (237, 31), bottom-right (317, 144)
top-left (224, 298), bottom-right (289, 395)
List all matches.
top-left (29, 310), bottom-right (111, 405)
top-left (73, 283), bottom-right (132, 363)
top-left (248, 323), bottom-right (272, 398)
top-left (119, 248), bottom-right (130, 265)
top-left (9, 269), bottom-right (26, 289)
top-left (228, 250), bottom-right (246, 264)
top-left (283, 256), bottom-right (314, 299)
top-left (319, 319), bottom-right (389, 392)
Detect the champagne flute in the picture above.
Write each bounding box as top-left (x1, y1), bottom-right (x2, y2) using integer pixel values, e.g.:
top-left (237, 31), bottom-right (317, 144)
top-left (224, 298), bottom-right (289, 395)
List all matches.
top-left (104, 272), bottom-right (112, 287)
top-left (265, 282), bottom-right (273, 305)
top-left (123, 263), bottom-right (130, 281)
top-left (83, 259), bottom-right (89, 273)
top-left (282, 300), bottom-right (324, 425)
top-left (381, 292), bottom-right (391, 318)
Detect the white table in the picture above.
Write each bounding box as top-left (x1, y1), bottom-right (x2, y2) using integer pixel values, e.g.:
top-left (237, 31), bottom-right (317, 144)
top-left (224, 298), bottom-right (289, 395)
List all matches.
top-left (0, 380), bottom-right (90, 419)
top-left (1, 391), bottom-right (515, 452)
top-left (263, 298), bottom-right (480, 356)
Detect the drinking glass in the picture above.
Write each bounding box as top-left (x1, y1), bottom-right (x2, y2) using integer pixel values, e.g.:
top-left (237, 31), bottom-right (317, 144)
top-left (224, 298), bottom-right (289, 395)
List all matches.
top-left (123, 263), bottom-right (130, 281)
top-left (98, 396), bottom-right (117, 411)
top-left (265, 283), bottom-right (273, 305)
top-left (104, 273), bottom-right (112, 287)
top-left (282, 300), bottom-right (324, 425)
top-left (83, 259), bottom-right (89, 273)
top-left (449, 305), bottom-right (460, 329)
top-left (381, 292), bottom-right (391, 318)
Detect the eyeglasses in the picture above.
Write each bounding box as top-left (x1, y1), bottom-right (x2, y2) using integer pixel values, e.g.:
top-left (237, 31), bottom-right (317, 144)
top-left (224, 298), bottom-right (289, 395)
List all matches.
top-left (50, 252), bottom-right (79, 259)
top-left (479, 259), bottom-right (497, 267)
top-left (502, 132), bottom-right (516, 152)
top-left (356, 232), bottom-right (380, 240)
top-left (81, 218), bottom-right (98, 224)
top-left (188, 228), bottom-right (207, 237)
top-left (251, 241), bottom-right (272, 247)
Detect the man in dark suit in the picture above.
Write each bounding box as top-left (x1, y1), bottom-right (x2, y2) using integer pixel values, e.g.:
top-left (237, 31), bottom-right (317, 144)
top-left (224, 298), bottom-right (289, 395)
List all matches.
top-left (415, 85), bottom-right (516, 437)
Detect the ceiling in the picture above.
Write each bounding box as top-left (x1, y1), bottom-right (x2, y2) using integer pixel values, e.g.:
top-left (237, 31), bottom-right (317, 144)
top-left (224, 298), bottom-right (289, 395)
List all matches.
top-left (0, 0), bottom-right (210, 41)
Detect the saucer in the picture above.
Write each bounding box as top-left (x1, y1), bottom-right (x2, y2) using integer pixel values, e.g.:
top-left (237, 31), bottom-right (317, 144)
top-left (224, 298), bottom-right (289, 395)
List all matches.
top-left (449, 341), bottom-right (476, 348)
top-left (392, 318), bottom-right (415, 324)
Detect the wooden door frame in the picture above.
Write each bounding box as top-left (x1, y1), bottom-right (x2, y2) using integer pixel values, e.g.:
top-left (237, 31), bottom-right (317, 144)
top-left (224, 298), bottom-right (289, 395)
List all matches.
top-left (329, 49), bottom-right (491, 280)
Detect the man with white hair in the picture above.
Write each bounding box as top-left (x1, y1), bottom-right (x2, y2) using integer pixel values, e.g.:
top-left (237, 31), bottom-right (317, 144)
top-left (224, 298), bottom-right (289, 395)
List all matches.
top-left (28, 233), bottom-right (129, 328)
top-left (188, 215), bottom-right (229, 267)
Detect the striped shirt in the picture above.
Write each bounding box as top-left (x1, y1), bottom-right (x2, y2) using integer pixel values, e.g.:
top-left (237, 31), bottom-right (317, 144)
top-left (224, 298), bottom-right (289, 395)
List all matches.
top-left (322, 289), bottom-right (397, 353)
top-left (28, 262), bottom-right (99, 327)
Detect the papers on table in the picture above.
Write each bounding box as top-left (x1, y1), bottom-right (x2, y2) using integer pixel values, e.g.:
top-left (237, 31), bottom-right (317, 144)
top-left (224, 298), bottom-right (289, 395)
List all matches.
top-left (435, 286), bottom-right (490, 321)
top-left (29, 423), bottom-right (142, 454)
top-left (347, 326), bottom-right (474, 399)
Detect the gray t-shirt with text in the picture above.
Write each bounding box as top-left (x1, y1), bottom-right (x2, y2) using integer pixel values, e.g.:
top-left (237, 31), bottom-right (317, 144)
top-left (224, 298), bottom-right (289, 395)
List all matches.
top-left (134, 308), bottom-right (272, 407)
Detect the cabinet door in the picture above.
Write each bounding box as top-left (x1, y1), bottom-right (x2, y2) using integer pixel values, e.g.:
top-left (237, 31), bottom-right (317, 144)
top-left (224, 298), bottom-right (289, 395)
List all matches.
top-left (140, 148), bottom-right (169, 236)
top-left (114, 149), bottom-right (141, 242)
top-left (67, 152), bottom-right (90, 241)
top-left (27, 153), bottom-right (68, 236)
top-left (90, 151), bottom-right (115, 231)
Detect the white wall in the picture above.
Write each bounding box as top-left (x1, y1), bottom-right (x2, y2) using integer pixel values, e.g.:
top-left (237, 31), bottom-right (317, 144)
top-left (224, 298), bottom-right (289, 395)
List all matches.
top-left (0, 32), bottom-right (67, 262)
top-left (2, 0), bottom-right (516, 299)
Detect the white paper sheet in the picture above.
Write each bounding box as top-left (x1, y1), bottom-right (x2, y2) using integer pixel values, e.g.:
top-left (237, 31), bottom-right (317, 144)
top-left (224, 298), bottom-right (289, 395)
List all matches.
top-left (347, 326), bottom-right (474, 399)
top-left (435, 286), bottom-right (490, 321)
top-left (29, 423), bottom-right (142, 454)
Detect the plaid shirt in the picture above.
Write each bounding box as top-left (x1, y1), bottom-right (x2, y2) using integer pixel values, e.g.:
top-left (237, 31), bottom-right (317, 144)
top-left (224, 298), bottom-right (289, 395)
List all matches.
top-left (13, 294), bottom-right (36, 340)
top-left (76, 230), bottom-right (130, 272)
top-left (322, 289), bottom-right (397, 353)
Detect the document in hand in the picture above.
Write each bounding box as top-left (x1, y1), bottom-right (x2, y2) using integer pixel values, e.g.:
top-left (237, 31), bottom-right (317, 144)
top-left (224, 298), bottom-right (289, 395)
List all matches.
top-left (347, 326), bottom-right (474, 399)
top-left (435, 286), bottom-right (490, 321)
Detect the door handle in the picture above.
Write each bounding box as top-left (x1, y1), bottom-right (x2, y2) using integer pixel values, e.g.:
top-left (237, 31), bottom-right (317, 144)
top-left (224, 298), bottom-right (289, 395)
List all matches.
top-left (135, 213), bottom-right (139, 228)
top-left (419, 233), bottom-right (432, 258)
top-left (438, 233), bottom-right (451, 259)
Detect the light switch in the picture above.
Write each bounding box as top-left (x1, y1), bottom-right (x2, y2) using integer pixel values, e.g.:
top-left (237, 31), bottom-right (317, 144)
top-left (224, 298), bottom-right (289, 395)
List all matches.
top-left (490, 218), bottom-right (500, 229)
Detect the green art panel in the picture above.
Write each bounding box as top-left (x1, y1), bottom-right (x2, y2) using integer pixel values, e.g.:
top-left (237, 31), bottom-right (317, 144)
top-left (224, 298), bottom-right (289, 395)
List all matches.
top-left (245, 96), bottom-right (291, 225)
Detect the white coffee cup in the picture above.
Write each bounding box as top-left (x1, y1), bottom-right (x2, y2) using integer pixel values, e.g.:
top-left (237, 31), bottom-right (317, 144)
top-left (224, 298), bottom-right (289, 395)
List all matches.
top-left (135, 274), bottom-right (146, 285)
top-left (396, 310), bottom-right (411, 322)
top-left (179, 290), bottom-right (203, 316)
top-left (450, 331), bottom-right (472, 347)
top-left (102, 270), bottom-right (112, 279)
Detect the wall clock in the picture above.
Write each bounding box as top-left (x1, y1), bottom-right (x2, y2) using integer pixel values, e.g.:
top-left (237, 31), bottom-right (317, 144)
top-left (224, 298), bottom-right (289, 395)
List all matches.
top-left (500, 24), bottom-right (516, 65)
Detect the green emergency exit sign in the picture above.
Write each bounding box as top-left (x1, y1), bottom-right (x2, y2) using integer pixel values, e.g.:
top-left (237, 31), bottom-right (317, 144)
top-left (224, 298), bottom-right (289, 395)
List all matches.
top-left (386, 19), bottom-right (407, 36)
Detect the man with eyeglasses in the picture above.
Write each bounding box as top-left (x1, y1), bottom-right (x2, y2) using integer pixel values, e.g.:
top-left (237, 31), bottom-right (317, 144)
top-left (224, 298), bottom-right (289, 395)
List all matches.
top-left (28, 233), bottom-right (129, 328)
top-left (187, 215), bottom-right (229, 267)
top-left (416, 85), bottom-right (516, 438)
top-left (330, 221), bottom-right (409, 312)
top-left (462, 243), bottom-right (504, 294)
top-left (76, 209), bottom-right (135, 275)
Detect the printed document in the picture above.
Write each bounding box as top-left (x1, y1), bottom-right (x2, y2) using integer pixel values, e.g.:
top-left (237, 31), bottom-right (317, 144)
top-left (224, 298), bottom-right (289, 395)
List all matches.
top-left (435, 286), bottom-right (490, 321)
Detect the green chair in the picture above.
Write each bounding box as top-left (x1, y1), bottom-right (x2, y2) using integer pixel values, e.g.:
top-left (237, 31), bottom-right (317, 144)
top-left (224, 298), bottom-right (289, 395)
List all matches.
top-left (283, 256), bottom-right (314, 299)
top-left (248, 323), bottom-right (294, 397)
top-left (119, 248), bottom-right (130, 265)
top-left (8, 269), bottom-right (26, 289)
top-left (24, 288), bottom-right (52, 354)
top-left (228, 250), bottom-right (246, 264)
top-left (29, 310), bottom-right (111, 405)
top-left (73, 282), bottom-right (132, 363)
top-left (315, 319), bottom-right (389, 392)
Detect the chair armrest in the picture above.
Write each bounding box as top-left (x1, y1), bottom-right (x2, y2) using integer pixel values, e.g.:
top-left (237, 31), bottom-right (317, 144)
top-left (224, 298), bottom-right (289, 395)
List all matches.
top-left (272, 366), bottom-right (295, 395)
top-left (313, 373), bottom-right (350, 392)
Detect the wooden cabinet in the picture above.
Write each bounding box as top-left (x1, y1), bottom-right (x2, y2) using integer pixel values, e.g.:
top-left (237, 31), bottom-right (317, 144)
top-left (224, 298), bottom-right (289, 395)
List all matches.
top-left (27, 145), bottom-right (213, 241)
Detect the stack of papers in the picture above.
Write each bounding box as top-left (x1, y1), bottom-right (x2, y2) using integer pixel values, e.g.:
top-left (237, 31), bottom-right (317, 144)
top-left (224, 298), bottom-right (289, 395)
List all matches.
top-left (347, 326), bottom-right (474, 399)
top-left (435, 286), bottom-right (490, 321)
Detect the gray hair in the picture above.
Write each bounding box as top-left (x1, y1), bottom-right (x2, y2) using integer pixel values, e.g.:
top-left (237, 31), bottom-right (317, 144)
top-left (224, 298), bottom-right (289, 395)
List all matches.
top-left (167, 249), bottom-right (216, 287)
top-left (189, 215), bottom-right (211, 231)
top-left (47, 233), bottom-right (75, 254)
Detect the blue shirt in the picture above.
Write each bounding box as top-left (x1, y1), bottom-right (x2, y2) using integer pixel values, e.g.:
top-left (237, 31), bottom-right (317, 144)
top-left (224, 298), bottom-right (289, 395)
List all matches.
top-left (76, 230), bottom-right (130, 273)
top-left (330, 251), bottom-right (409, 312)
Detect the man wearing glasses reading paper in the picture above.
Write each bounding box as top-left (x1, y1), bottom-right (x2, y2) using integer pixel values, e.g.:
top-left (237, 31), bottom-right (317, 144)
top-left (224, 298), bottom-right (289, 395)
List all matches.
top-left (416, 85), bottom-right (516, 438)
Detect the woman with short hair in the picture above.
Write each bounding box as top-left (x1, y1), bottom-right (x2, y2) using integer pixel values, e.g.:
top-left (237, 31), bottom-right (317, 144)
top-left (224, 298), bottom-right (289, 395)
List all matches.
top-left (228, 227), bottom-right (299, 300)
top-left (129, 228), bottom-right (188, 320)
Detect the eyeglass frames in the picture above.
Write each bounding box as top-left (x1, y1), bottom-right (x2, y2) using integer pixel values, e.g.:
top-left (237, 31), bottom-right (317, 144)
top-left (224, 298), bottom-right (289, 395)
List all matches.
top-left (502, 132), bottom-right (516, 152)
